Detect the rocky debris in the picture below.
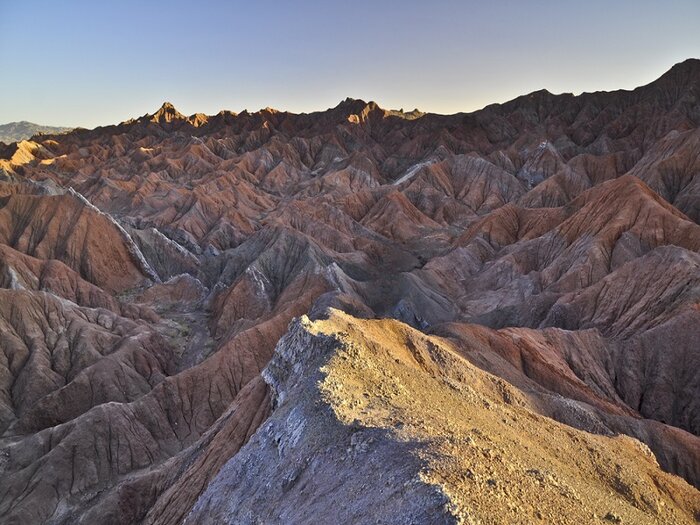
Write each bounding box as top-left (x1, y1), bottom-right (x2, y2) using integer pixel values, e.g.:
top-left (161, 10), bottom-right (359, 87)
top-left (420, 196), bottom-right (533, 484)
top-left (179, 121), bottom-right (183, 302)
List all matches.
top-left (186, 315), bottom-right (458, 525)
top-left (187, 310), bottom-right (700, 524)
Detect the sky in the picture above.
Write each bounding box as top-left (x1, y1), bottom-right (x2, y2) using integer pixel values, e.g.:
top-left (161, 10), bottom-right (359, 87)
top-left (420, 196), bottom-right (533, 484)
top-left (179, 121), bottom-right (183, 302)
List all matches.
top-left (0, 0), bottom-right (699, 128)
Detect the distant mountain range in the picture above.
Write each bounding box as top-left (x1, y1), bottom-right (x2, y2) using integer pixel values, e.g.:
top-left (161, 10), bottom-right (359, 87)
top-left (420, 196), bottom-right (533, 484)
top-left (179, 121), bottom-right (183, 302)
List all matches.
top-left (0, 121), bottom-right (71, 143)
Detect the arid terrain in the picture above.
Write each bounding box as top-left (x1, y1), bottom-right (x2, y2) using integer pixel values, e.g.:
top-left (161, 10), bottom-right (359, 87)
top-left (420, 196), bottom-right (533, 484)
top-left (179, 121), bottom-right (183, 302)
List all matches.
top-left (0, 59), bottom-right (699, 524)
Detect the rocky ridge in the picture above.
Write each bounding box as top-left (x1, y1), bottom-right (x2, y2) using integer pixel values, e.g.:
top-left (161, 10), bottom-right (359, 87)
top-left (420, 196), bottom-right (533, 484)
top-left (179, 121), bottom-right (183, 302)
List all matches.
top-left (187, 310), bottom-right (700, 524)
top-left (0, 60), bottom-right (698, 523)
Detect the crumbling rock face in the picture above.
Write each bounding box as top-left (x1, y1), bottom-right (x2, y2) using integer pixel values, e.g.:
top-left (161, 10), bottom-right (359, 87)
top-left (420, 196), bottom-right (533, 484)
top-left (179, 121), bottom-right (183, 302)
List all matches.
top-left (187, 311), bottom-right (700, 524)
top-left (0, 191), bottom-right (155, 292)
top-left (0, 60), bottom-right (699, 523)
top-left (186, 315), bottom-right (461, 525)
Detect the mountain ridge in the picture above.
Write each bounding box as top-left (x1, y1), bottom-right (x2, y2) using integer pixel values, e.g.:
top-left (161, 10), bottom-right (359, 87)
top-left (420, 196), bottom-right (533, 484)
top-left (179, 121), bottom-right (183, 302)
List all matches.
top-left (0, 59), bottom-right (698, 524)
top-left (0, 120), bottom-right (72, 144)
top-left (19, 58), bottom-right (693, 141)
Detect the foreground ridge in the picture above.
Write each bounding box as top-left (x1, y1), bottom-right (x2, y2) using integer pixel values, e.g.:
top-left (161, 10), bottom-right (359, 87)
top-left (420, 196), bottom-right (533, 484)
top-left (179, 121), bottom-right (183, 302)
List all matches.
top-left (189, 310), bottom-right (700, 524)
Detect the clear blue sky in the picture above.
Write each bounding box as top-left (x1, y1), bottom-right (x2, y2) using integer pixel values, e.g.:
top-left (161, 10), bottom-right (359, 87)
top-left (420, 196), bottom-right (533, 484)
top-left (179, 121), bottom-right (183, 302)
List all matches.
top-left (1, 0), bottom-right (698, 128)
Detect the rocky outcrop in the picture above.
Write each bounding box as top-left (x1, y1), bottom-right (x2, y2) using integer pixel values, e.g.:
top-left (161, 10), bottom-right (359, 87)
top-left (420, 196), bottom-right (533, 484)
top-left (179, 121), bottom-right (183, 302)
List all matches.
top-left (187, 311), bottom-right (700, 524)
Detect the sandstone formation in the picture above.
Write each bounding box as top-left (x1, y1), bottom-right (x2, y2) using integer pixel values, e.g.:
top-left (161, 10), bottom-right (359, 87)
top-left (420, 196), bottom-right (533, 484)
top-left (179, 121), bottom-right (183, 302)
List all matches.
top-left (0, 59), bottom-right (699, 523)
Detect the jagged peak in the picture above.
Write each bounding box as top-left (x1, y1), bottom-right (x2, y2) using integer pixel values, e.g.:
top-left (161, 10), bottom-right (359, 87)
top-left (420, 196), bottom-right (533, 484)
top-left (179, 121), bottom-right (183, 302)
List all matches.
top-left (157, 101), bottom-right (179, 113)
top-left (187, 112), bottom-right (209, 127)
top-left (332, 98), bottom-right (387, 125)
top-left (215, 109), bottom-right (239, 119)
top-left (334, 97), bottom-right (380, 113)
top-left (336, 96), bottom-right (364, 107)
top-left (148, 102), bottom-right (187, 124)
